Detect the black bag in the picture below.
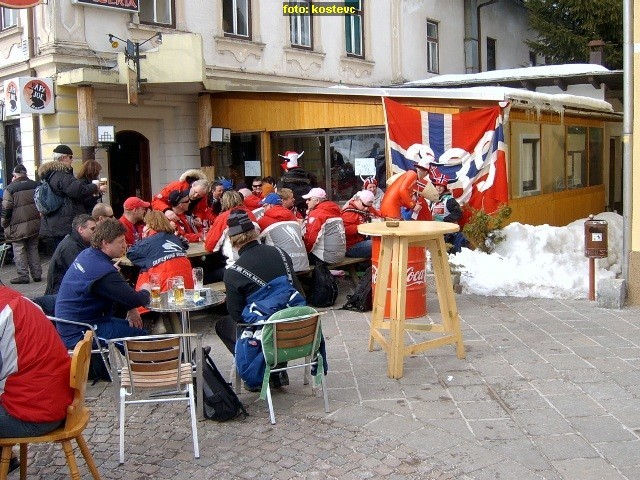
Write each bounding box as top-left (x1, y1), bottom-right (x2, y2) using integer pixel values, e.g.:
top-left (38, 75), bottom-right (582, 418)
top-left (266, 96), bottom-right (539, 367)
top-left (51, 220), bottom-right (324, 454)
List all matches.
top-left (199, 347), bottom-right (247, 421)
top-left (341, 266), bottom-right (372, 312)
top-left (308, 262), bottom-right (338, 307)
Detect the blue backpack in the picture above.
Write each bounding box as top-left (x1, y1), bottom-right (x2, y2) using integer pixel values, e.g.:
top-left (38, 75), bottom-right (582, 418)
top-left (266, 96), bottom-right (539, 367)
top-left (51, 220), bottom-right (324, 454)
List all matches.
top-left (34, 180), bottom-right (64, 216)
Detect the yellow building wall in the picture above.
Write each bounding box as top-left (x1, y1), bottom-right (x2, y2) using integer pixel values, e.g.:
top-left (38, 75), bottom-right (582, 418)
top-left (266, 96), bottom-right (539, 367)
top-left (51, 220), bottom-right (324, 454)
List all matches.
top-left (629, 0), bottom-right (640, 305)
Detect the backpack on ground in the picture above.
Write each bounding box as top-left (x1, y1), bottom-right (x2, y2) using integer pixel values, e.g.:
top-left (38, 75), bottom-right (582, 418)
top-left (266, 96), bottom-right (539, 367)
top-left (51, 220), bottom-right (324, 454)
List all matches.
top-left (199, 347), bottom-right (247, 421)
top-left (34, 180), bottom-right (64, 216)
top-left (341, 266), bottom-right (372, 312)
top-left (308, 262), bottom-right (338, 308)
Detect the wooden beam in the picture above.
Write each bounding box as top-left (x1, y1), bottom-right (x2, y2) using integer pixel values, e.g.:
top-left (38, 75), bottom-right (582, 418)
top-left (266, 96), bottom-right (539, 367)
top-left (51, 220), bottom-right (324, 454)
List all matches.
top-left (553, 78), bottom-right (568, 91)
top-left (76, 85), bottom-right (96, 161)
top-left (588, 75), bottom-right (602, 89)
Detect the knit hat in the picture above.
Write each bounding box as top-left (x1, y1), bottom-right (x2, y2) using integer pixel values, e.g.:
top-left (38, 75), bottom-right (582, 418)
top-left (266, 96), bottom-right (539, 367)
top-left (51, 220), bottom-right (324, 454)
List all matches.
top-left (278, 150), bottom-right (304, 171)
top-left (227, 210), bottom-right (255, 237)
top-left (53, 144), bottom-right (74, 156)
top-left (168, 190), bottom-right (190, 207)
top-left (363, 176), bottom-right (378, 189)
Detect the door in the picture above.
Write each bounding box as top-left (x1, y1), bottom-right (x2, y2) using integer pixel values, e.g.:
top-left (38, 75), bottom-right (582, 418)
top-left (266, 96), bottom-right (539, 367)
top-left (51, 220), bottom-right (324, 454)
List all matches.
top-left (108, 131), bottom-right (151, 218)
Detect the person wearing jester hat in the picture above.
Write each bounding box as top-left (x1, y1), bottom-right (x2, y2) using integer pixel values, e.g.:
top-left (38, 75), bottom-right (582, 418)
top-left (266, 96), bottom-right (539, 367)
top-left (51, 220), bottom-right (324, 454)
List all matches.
top-left (276, 150), bottom-right (317, 216)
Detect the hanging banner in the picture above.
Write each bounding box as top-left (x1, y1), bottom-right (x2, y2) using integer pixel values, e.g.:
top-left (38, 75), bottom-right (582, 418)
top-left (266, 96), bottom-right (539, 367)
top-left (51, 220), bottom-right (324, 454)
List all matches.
top-left (0, 1), bottom-right (41, 7)
top-left (4, 77), bottom-right (55, 116)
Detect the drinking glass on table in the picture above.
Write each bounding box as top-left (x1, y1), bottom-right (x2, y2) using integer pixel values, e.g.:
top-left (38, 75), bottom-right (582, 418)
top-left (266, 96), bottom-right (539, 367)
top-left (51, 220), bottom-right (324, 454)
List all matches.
top-left (173, 276), bottom-right (185, 304)
top-left (167, 278), bottom-right (176, 303)
top-left (192, 267), bottom-right (204, 290)
top-left (149, 274), bottom-right (161, 304)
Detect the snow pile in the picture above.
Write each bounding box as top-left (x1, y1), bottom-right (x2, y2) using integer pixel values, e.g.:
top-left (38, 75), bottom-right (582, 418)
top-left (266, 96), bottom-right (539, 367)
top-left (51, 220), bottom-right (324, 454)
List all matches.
top-left (449, 212), bottom-right (622, 299)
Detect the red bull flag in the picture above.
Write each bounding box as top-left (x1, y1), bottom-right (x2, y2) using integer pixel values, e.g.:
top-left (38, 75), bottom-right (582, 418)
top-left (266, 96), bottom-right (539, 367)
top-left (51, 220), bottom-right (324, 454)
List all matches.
top-left (382, 97), bottom-right (508, 214)
top-left (0, 0), bottom-right (41, 6)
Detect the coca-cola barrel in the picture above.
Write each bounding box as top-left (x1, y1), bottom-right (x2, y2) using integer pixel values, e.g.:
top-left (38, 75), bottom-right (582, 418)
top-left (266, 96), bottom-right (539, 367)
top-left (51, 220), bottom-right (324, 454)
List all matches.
top-left (371, 237), bottom-right (427, 319)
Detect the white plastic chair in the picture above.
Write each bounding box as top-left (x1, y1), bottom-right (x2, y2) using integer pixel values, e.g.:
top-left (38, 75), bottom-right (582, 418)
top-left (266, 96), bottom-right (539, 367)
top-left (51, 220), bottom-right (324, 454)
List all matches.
top-left (0, 243), bottom-right (11, 269)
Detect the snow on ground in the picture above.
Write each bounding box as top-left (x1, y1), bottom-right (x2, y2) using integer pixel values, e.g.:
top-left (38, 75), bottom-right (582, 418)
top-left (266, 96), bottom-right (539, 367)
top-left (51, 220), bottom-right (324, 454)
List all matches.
top-left (449, 212), bottom-right (622, 299)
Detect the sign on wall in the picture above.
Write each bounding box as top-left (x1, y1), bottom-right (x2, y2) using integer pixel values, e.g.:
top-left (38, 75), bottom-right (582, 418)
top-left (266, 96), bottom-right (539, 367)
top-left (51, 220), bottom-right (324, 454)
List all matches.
top-left (71, 0), bottom-right (139, 13)
top-left (0, 1), bottom-right (41, 7)
top-left (4, 77), bottom-right (55, 116)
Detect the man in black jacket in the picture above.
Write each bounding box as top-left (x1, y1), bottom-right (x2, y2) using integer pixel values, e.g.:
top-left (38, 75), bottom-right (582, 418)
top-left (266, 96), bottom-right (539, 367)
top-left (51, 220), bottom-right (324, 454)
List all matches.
top-left (45, 214), bottom-right (96, 295)
top-left (1, 165), bottom-right (41, 284)
top-left (276, 151), bottom-right (316, 217)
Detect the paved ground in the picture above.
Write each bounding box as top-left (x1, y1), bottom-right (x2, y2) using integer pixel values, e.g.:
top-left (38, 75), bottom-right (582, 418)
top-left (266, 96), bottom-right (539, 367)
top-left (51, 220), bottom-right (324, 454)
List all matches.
top-left (4, 255), bottom-right (640, 479)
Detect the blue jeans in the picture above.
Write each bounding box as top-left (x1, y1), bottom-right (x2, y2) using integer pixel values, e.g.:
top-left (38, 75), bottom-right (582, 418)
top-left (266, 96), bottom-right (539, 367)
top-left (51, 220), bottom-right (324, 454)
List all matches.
top-left (346, 240), bottom-right (372, 258)
top-left (95, 318), bottom-right (147, 346)
top-left (0, 404), bottom-right (64, 438)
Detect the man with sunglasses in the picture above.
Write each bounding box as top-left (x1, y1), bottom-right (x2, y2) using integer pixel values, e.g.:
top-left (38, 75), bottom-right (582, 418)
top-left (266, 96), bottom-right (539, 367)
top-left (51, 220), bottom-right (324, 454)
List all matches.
top-left (151, 169), bottom-right (210, 224)
top-left (243, 179), bottom-right (263, 210)
top-left (38, 144), bottom-right (106, 255)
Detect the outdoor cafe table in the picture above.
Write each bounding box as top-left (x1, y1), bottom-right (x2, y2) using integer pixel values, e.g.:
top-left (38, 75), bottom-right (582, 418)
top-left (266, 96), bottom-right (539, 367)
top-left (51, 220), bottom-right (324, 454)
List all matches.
top-left (358, 221), bottom-right (466, 379)
top-left (147, 288), bottom-right (226, 419)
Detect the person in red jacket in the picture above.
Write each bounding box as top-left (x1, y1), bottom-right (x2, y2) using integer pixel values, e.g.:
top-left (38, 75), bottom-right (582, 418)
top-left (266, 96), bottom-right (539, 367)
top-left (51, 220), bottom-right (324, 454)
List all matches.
top-left (0, 282), bottom-right (74, 472)
top-left (257, 193), bottom-right (297, 231)
top-left (119, 196), bottom-right (149, 246)
top-left (167, 190), bottom-right (202, 243)
top-left (302, 188), bottom-right (342, 256)
top-left (151, 169), bottom-right (210, 224)
top-left (341, 189), bottom-right (381, 258)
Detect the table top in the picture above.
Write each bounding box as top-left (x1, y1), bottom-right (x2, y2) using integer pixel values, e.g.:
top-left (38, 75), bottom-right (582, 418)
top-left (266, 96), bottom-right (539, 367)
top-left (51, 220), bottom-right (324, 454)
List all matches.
top-left (146, 288), bottom-right (226, 313)
top-left (358, 220), bottom-right (459, 238)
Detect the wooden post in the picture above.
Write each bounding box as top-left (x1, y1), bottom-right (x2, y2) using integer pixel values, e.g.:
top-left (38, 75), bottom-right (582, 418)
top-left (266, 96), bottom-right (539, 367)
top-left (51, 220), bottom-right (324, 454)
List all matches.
top-left (76, 85), bottom-right (96, 162)
top-left (589, 257), bottom-right (596, 300)
top-left (198, 93), bottom-right (213, 167)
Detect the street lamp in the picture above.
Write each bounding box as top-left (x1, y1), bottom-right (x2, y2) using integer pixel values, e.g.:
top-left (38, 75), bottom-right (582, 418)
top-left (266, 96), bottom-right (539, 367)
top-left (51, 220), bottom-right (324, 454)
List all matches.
top-left (107, 32), bottom-right (162, 93)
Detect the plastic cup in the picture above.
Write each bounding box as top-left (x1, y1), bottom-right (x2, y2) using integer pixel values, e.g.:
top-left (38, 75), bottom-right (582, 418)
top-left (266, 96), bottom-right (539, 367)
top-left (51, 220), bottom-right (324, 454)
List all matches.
top-left (192, 267), bottom-right (203, 290)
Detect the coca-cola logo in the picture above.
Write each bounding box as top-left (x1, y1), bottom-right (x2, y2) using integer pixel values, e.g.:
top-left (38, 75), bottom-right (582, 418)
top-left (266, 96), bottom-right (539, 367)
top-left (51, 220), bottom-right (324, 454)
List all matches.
top-left (371, 265), bottom-right (426, 287)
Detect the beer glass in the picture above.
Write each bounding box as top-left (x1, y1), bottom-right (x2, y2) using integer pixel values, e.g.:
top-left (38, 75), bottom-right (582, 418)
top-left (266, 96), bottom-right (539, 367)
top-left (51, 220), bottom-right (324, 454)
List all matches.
top-left (192, 267), bottom-right (204, 290)
top-left (149, 274), bottom-right (161, 304)
top-left (173, 276), bottom-right (185, 304)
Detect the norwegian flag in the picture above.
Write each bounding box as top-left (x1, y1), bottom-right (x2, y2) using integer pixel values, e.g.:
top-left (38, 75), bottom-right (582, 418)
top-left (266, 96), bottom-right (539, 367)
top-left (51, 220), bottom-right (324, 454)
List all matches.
top-left (383, 97), bottom-right (508, 214)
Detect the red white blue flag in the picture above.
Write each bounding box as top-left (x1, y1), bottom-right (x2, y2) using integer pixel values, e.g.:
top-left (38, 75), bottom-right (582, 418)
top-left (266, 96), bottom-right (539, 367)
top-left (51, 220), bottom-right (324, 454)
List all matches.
top-left (383, 97), bottom-right (508, 214)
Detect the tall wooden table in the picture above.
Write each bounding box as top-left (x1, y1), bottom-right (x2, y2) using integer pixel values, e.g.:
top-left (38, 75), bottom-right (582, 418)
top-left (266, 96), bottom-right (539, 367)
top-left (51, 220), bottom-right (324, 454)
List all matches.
top-left (358, 221), bottom-right (466, 379)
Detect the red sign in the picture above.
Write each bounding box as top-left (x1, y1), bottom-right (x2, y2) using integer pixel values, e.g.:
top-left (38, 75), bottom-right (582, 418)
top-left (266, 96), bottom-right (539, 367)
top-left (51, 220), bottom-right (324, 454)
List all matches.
top-left (0, 0), bottom-right (42, 7)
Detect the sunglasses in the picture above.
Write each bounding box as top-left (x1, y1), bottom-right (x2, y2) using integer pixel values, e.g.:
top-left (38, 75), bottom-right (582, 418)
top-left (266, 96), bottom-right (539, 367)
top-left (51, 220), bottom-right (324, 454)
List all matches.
top-left (252, 184), bottom-right (262, 188)
top-left (180, 199), bottom-right (190, 204)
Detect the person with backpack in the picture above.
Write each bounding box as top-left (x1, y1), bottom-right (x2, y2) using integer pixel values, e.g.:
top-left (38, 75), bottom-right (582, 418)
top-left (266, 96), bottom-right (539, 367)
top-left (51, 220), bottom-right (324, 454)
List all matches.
top-left (215, 210), bottom-right (305, 389)
top-left (38, 145), bottom-right (107, 254)
top-left (1, 165), bottom-right (41, 284)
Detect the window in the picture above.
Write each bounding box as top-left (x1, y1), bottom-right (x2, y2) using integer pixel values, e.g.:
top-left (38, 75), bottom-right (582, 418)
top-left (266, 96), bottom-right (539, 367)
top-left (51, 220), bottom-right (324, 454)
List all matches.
top-left (426, 20), bottom-right (439, 74)
top-left (223, 0), bottom-right (250, 38)
top-left (520, 135), bottom-right (540, 195)
top-left (566, 126), bottom-right (587, 189)
top-left (139, 0), bottom-right (175, 27)
top-left (486, 37), bottom-right (496, 71)
top-left (1, 8), bottom-right (18, 30)
top-left (345, 0), bottom-right (363, 57)
top-left (529, 51), bottom-right (537, 67)
top-left (290, 0), bottom-right (312, 48)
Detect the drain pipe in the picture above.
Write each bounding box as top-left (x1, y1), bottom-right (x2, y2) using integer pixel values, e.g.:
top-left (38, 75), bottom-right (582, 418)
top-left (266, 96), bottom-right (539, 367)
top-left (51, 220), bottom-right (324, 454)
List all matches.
top-left (27, 6), bottom-right (42, 176)
top-left (476, 0), bottom-right (498, 72)
top-left (622, 0), bottom-right (633, 284)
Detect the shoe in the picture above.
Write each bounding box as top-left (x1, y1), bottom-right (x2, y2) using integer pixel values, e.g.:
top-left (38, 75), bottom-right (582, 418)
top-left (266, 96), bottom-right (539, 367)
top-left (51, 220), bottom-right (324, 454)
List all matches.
top-left (9, 456), bottom-right (19, 473)
top-left (269, 370), bottom-right (289, 388)
top-left (10, 278), bottom-right (29, 284)
top-left (32, 277), bottom-right (42, 282)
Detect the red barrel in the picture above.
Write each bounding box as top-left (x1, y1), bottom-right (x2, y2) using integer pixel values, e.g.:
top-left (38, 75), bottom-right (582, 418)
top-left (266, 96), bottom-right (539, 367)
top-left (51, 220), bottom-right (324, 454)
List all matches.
top-left (371, 237), bottom-right (427, 319)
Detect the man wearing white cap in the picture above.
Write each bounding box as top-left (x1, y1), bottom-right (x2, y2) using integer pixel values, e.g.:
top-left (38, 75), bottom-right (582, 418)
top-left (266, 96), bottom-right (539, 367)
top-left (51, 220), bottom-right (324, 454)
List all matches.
top-left (341, 190), bottom-right (380, 258)
top-left (301, 187), bottom-right (343, 262)
top-left (276, 150), bottom-right (317, 216)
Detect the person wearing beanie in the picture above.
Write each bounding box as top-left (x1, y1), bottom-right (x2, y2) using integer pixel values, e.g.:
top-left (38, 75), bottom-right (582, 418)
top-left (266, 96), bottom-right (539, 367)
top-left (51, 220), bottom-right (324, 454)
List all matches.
top-left (341, 189), bottom-right (381, 258)
top-left (151, 169), bottom-right (210, 224)
top-left (167, 189), bottom-right (202, 243)
top-left (257, 192), bottom-right (297, 231)
top-left (1, 164), bottom-right (41, 284)
top-left (38, 144), bottom-right (107, 254)
top-left (119, 196), bottom-right (150, 246)
top-left (276, 150), bottom-right (317, 216)
top-left (215, 210), bottom-right (304, 389)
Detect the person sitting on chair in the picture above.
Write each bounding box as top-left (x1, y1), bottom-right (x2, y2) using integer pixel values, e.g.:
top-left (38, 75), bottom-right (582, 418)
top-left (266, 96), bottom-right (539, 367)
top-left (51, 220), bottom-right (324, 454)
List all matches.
top-left (215, 210), bottom-right (304, 389)
top-left (0, 281), bottom-right (74, 474)
top-left (257, 193), bottom-right (297, 231)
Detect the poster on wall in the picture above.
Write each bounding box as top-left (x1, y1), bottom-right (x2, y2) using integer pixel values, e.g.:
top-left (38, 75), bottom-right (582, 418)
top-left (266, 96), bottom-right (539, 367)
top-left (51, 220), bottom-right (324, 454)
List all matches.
top-left (354, 157), bottom-right (376, 176)
top-left (244, 161), bottom-right (261, 177)
top-left (4, 77), bottom-right (55, 116)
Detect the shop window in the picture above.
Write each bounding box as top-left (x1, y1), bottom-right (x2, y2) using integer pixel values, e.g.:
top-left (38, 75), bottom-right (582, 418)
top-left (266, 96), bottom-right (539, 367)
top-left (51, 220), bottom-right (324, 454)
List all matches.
top-left (519, 135), bottom-right (540, 196)
top-left (290, 0), bottom-right (312, 48)
top-left (139, 0), bottom-right (175, 27)
top-left (1, 8), bottom-right (17, 30)
top-left (588, 127), bottom-right (604, 186)
top-left (566, 126), bottom-right (587, 189)
top-left (426, 19), bottom-right (439, 74)
top-left (223, 0), bottom-right (251, 38)
top-left (345, 0), bottom-right (363, 57)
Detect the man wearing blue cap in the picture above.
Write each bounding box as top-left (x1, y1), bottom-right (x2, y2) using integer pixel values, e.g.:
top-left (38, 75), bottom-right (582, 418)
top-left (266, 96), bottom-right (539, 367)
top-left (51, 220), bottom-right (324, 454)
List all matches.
top-left (257, 192), bottom-right (297, 231)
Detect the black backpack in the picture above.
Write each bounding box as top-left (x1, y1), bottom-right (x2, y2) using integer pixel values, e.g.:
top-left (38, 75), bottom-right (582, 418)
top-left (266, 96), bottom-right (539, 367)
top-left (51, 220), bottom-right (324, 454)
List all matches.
top-left (199, 347), bottom-right (247, 421)
top-left (308, 262), bottom-right (338, 307)
top-left (341, 266), bottom-right (373, 312)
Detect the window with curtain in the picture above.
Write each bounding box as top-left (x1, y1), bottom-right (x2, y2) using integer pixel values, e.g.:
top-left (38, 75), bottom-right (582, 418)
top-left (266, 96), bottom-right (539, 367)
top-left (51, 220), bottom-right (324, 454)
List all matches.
top-left (426, 19), bottom-right (439, 74)
top-left (223, 0), bottom-right (250, 38)
top-left (1, 8), bottom-right (18, 30)
top-left (290, 0), bottom-right (312, 48)
top-left (345, 0), bottom-right (363, 57)
top-left (139, 0), bottom-right (175, 27)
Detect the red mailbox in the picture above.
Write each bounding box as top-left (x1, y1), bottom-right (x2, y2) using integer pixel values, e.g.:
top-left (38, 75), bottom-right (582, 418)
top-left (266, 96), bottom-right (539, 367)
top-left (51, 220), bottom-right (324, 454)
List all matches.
top-left (584, 214), bottom-right (608, 258)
